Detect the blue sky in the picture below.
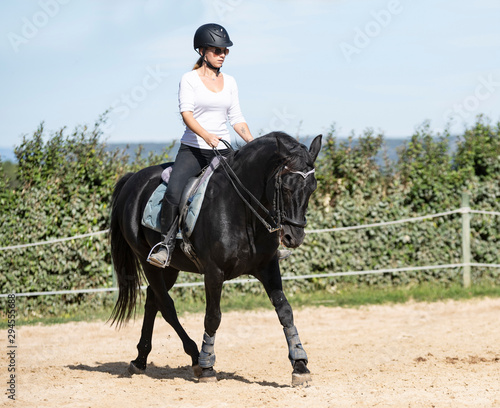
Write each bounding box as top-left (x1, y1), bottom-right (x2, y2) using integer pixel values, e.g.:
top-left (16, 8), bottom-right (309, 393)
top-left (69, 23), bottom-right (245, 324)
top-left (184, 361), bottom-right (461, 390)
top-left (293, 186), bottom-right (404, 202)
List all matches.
top-left (1, 0), bottom-right (500, 154)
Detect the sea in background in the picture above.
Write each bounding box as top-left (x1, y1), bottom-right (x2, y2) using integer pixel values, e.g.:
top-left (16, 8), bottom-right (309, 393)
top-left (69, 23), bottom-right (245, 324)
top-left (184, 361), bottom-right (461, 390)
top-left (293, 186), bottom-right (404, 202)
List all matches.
top-left (104, 136), bottom-right (413, 166)
top-left (1, 136), bottom-right (457, 166)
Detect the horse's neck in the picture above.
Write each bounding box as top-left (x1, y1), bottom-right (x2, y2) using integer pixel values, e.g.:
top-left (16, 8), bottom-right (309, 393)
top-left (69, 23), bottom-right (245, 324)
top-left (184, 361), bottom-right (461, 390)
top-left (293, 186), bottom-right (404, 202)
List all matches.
top-left (231, 147), bottom-right (280, 205)
top-left (235, 143), bottom-right (280, 173)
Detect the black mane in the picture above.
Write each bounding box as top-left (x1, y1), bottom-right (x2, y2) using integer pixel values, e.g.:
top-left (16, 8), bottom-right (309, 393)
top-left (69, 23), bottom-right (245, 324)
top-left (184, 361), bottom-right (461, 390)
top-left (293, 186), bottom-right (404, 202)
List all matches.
top-left (229, 131), bottom-right (312, 171)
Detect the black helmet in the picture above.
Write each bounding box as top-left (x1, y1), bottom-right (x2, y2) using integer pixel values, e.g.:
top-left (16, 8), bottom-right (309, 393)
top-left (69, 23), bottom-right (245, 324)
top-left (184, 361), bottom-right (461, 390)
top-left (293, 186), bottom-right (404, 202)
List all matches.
top-left (193, 23), bottom-right (233, 50)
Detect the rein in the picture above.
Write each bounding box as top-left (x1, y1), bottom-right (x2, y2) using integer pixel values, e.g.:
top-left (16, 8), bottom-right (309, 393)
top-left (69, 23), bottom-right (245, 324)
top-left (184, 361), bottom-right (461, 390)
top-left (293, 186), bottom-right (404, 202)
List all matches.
top-left (212, 142), bottom-right (314, 233)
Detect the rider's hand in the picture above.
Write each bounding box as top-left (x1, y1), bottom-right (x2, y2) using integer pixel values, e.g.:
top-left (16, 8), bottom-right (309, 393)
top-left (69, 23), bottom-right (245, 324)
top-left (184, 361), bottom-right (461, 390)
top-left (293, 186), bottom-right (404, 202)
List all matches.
top-left (205, 133), bottom-right (222, 148)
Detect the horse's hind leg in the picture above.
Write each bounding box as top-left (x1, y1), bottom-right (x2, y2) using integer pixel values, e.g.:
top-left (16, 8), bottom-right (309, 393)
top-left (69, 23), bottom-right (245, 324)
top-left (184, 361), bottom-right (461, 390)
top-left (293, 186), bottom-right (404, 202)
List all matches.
top-left (141, 263), bottom-right (200, 375)
top-left (129, 285), bottom-right (158, 374)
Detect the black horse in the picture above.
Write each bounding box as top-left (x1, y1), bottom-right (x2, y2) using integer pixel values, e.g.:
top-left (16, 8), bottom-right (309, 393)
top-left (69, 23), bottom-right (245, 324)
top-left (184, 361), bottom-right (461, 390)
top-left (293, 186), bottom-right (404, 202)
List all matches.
top-left (109, 132), bottom-right (322, 386)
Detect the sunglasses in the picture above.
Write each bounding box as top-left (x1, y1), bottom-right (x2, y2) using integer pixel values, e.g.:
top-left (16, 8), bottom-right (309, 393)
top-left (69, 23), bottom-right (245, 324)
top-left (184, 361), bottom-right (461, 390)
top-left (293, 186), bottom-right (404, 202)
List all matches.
top-left (208, 47), bottom-right (230, 56)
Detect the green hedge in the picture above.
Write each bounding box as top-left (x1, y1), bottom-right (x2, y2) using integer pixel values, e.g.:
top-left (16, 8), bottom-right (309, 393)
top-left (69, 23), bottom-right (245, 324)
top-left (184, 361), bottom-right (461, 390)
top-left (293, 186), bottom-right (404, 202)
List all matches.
top-left (1, 115), bottom-right (499, 318)
top-left (282, 118), bottom-right (500, 293)
top-left (0, 117), bottom-right (172, 317)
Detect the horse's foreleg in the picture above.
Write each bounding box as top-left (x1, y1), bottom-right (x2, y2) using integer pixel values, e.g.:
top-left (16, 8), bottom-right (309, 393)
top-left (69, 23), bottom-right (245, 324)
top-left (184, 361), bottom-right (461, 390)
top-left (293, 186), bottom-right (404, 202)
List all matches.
top-left (270, 290), bottom-right (309, 374)
top-left (260, 265), bottom-right (311, 388)
top-left (129, 286), bottom-right (157, 374)
top-left (198, 271), bottom-right (224, 382)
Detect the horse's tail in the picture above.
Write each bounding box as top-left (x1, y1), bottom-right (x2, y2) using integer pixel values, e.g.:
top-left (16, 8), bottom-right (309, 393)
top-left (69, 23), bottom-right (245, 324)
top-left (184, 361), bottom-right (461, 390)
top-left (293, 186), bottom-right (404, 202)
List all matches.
top-left (109, 172), bottom-right (142, 326)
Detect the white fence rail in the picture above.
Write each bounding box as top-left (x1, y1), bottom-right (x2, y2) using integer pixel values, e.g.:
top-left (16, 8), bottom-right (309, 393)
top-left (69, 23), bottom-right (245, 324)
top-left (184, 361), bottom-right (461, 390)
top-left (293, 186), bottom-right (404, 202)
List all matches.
top-left (1, 192), bottom-right (499, 298)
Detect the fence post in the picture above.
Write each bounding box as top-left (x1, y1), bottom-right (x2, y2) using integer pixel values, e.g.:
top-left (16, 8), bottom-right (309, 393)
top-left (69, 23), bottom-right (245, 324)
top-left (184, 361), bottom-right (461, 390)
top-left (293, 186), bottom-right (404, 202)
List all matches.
top-left (461, 192), bottom-right (471, 288)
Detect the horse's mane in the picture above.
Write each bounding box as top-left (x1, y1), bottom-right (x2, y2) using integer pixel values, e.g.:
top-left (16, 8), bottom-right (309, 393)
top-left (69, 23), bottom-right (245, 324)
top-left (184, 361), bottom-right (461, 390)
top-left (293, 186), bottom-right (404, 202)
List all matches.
top-left (228, 132), bottom-right (311, 170)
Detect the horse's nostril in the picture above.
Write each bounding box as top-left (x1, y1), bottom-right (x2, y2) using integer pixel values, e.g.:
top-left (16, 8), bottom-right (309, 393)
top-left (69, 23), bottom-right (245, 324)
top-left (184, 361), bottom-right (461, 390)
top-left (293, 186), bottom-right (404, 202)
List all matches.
top-left (281, 228), bottom-right (305, 249)
top-left (282, 233), bottom-right (296, 248)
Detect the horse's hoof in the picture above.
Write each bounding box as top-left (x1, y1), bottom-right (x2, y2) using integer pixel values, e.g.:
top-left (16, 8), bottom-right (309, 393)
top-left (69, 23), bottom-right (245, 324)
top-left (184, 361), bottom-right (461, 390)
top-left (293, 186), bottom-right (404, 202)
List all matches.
top-left (128, 361), bottom-right (146, 375)
top-left (192, 364), bottom-right (203, 378)
top-left (292, 372), bottom-right (312, 387)
top-left (198, 367), bottom-right (217, 383)
top-left (292, 360), bottom-right (311, 387)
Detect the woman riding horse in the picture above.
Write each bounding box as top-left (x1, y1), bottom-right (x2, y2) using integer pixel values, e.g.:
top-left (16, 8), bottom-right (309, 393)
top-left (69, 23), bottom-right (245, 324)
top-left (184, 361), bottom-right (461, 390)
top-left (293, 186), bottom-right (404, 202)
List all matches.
top-left (148, 23), bottom-right (254, 268)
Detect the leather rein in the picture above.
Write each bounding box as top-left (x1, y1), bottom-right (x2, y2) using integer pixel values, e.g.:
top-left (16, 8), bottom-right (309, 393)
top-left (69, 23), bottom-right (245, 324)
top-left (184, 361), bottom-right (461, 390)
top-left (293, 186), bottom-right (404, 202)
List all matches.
top-left (212, 141), bottom-right (315, 233)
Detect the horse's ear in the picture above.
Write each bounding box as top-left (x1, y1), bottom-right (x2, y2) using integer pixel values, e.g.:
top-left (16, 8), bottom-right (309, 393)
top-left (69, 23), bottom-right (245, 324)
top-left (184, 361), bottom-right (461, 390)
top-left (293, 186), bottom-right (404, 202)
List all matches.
top-left (309, 134), bottom-right (322, 163)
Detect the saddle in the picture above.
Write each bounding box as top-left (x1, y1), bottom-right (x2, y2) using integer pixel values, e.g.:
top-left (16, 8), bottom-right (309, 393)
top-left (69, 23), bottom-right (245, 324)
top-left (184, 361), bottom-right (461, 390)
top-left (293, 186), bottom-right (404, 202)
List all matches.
top-left (141, 157), bottom-right (223, 269)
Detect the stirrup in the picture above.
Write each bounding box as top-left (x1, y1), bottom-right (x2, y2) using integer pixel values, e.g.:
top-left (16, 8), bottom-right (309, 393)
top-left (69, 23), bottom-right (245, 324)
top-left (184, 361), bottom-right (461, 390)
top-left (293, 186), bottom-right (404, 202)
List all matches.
top-left (278, 249), bottom-right (292, 261)
top-left (147, 242), bottom-right (170, 268)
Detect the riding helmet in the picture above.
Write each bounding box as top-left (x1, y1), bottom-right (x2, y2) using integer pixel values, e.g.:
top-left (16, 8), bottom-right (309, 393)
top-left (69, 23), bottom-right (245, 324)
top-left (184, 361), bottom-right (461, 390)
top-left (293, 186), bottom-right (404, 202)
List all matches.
top-left (193, 23), bottom-right (233, 51)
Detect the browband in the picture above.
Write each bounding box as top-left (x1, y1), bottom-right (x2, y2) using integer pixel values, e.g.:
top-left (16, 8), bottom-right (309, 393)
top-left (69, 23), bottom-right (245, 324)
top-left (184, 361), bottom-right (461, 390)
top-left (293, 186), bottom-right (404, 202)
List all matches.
top-left (284, 166), bottom-right (316, 179)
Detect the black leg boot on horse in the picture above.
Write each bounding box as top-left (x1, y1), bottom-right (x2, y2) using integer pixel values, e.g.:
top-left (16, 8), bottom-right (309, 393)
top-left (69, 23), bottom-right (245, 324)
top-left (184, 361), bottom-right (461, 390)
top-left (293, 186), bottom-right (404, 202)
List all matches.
top-left (147, 199), bottom-right (179, 268)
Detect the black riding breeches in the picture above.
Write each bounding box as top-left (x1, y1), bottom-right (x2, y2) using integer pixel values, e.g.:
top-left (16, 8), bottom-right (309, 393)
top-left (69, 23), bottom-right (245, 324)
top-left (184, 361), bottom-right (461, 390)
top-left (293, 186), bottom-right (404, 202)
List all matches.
top-left (164, 143), bottom-right (229, 207)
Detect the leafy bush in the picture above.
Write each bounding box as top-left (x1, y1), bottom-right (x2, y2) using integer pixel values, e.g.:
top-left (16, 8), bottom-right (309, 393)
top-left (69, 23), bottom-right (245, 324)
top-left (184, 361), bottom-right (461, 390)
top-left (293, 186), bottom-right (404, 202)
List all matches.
top-left (0, 115), bottom-right (173, 317)
top-left (283, 117), bottom-right (500, 293)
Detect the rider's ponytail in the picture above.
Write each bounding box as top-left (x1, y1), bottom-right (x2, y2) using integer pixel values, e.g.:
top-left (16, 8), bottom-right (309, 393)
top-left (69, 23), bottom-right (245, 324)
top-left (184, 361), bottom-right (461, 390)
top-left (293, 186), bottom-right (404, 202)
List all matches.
top-left (193, 56), bottom-right (203, 70)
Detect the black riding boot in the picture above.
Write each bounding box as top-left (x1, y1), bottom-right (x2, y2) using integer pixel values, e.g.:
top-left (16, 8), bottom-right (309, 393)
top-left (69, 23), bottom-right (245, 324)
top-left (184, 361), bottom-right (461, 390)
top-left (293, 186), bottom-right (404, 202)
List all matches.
top-left (147, 200), bottom-right (179, 268)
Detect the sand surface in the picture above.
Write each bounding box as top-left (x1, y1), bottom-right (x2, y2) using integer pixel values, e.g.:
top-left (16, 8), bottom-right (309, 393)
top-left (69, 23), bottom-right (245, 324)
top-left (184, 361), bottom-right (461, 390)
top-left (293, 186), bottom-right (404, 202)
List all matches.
top-left (6, 297), bottom-right (500, 407)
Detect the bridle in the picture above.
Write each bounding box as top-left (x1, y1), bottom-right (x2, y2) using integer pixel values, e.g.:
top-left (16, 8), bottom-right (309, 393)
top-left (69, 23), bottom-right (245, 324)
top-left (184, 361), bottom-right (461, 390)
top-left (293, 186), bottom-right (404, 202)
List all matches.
top-left (272, 166), bottom-right (316, 230)
top-left (212, 142), bottom-right (315, 233)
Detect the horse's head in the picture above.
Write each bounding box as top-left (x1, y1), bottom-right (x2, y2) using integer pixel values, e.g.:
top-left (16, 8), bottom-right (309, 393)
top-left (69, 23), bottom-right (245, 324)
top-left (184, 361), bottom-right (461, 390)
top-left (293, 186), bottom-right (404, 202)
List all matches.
top-left (270, 133), bottom-right (322, 248)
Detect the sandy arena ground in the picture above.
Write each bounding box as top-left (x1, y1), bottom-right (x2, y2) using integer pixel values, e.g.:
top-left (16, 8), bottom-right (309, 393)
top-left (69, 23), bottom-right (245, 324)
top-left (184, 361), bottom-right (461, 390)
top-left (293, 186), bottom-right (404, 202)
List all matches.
top-left (5, 297), bottom-right (500, 407)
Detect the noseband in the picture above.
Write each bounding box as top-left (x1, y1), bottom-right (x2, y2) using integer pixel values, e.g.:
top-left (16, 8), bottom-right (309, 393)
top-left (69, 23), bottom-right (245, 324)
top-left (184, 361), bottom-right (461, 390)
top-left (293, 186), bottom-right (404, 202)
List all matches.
top-left (213, 144), bottom-right (314, 233)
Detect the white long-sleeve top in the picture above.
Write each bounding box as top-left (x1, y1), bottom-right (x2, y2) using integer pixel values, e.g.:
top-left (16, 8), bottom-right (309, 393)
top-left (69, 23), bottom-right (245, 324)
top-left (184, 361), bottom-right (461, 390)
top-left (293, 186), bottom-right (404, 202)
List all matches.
top-left (178, 70), bottom-right (246, 149)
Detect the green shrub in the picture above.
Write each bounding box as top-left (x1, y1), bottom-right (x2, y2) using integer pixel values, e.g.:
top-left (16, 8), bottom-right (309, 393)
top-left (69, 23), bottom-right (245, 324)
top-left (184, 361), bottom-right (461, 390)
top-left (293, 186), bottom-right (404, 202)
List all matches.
top-left (0, 115), bottom-right (173, 317)
top-left (281, 117), bottom-right (499, 293)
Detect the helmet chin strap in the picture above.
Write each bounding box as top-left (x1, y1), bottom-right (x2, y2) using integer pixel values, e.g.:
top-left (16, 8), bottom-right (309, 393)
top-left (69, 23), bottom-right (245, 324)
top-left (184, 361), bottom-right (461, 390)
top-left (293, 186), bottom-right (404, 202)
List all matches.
top-left (201, 49), bottom-right (221, 76)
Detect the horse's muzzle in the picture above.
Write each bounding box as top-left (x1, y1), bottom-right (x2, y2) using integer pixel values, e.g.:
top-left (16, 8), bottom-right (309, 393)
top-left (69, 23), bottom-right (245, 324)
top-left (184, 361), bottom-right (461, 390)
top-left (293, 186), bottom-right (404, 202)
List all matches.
top-left (280, 224), bottom-right (306, 248)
